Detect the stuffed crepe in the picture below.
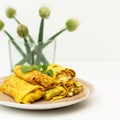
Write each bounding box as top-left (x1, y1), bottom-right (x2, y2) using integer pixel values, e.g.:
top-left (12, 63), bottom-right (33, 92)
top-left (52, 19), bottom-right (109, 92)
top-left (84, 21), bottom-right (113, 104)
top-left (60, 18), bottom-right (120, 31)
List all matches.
top-left (44, 86), bottom-right (67, 100)
top-left (0, 75), bottom-right (44, 104)
top-left (14, 65), bottom-right (56, 90)
top-left (47, 64), bottom-right (76, 83)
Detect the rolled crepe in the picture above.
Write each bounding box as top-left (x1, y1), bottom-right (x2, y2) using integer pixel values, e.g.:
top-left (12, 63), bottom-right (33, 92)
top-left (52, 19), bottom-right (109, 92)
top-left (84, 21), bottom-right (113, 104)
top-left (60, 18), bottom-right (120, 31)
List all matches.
top-left (44, 86), bottom-right (67, 100)
top-left (47, 64), bottom-right (76, 83)
top-left (13, 65), bottom-right (56, 90)
top-left (0, 75), bottom-right (44, 104)
top-left (47, 64), bottom-right (83, 97)
top-left (63, 80), bottom-right (84, 97)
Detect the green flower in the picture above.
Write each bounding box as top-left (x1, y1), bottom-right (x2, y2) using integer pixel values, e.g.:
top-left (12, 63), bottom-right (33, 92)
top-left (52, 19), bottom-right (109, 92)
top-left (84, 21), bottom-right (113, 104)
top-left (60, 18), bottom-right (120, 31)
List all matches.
top-left (0, 20), bottom-right (5, 30)
top-left (66, 18), bottom-right (79, 32)
top-left (6, 7), bottom-right (16, 18)
top-left (39, 6), bottom-right (51, 19)
top-left (17, 24), bottom-right (29, 38)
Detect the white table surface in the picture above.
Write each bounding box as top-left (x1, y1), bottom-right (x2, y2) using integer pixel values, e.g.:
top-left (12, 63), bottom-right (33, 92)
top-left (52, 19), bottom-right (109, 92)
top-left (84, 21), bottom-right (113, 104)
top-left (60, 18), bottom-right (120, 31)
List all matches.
top-left (0, 61), bottom-right (120, 120)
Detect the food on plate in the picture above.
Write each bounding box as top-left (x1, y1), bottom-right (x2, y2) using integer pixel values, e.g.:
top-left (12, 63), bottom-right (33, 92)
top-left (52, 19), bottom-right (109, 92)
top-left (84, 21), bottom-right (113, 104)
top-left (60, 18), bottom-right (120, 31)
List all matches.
top-left (0, 75), bottom-right (44, 104)
top-left (14, 65), bottom-right (56, 90)
top-left (0, 64), bottom-right (84, 104)
top-left (44, 86), bottom-right (67, 100)
top-left (47, 64), bottom-right (76, 83)
top-left (47, 64), bottom-right (83, 97)
top-left (63, 80), bottom-right (84, 97)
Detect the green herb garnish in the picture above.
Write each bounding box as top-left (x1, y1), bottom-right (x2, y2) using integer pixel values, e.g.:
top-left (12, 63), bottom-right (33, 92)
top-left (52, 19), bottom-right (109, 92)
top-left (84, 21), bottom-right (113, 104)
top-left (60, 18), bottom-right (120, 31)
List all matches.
top-left (46, 69), bottom-right (53, 77)
top-left (21, 64), bottom-right (53, 77)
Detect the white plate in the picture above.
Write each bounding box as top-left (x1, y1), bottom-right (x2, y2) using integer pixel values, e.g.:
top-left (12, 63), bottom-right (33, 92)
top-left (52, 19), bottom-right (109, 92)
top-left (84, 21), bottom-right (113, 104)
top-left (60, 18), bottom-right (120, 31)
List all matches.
top-left (0, 77), bottom-right (94, 110)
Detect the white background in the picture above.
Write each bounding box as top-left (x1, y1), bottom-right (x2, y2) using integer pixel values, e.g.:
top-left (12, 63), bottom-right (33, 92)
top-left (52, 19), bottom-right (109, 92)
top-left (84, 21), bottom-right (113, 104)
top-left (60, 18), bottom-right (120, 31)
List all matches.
top-left (0, 0), bottom-right (120, 120)
top-left (0, 0), bottom-right (120, 63)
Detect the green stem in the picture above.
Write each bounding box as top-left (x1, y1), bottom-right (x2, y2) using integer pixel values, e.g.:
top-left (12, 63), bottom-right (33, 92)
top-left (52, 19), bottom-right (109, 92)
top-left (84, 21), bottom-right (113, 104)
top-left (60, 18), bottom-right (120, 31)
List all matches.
top-left (35, 28), bottom-right (66, 64)
top-left (28, 34), bottom-right (34, 44)
top-left (15, 53), bottom-right (31, 65)
top-left (42, 28), bottom-right (66, 48)
top-left (31, 50), bottom-right (35, 65)
top-left (41, 54), bottom-right (49, 66)
top-left (13, 16), bottom-right (20, 24)
top-left (24, 38), bottom-right (31, 54)
top-left (35, 18), bottom-right (44, 64)
top-left (35, 45), bottom-right (43, 64)
top-left (38, 18), bottom-right (44, 43)
top-left (4, 30), bottom-right (26, 57)
top-left (23, 38), bottom-right (31, 63)
top-left (15, 50), bottom-right (34, 65)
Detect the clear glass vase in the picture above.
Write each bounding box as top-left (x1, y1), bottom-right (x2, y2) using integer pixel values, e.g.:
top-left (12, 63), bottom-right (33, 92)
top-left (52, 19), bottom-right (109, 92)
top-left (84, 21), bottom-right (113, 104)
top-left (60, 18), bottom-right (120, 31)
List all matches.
top-left (8, 38), bottom-right (56, 70)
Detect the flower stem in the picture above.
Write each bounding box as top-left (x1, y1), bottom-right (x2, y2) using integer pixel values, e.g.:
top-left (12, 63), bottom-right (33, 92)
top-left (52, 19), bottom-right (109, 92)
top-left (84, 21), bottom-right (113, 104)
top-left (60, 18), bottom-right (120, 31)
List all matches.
top-left (4, 30), bottom-right (26, 57)
top-left (38, 18), bottom-right (44, 43)
top-left (15, 53), bottom-right (31, 65)
top-left (35, 18), bottom-right (44, 64)
top-left (15, 50), bottom-right (35, 65)
top-left (28, 34), bottom-right (34, 44)
top-left (13, 16), bottom-right (20, 24)
top-left (23, 38), bottom-right (31, 63)
top-left (31, 50), bottom-right (35, 65)
top-left (34, 44), bottom-right (43, 64)
top-left (42, 28), bottom-right (66, 48)
top-left (16, 51), bottom-right (49, 65)
top-left (41, 54), bottom-right (49, 65)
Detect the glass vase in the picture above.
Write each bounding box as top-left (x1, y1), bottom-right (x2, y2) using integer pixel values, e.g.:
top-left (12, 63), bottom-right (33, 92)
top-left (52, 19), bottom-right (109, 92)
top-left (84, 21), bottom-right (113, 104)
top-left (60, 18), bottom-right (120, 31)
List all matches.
top-left (8, 38), bottom-right (56, 70)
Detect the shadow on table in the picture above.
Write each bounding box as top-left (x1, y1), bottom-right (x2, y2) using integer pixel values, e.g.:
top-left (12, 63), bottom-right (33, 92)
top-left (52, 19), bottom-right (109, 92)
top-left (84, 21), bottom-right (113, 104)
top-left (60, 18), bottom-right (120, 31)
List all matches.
top-left (1, 97), bottom-right (96, 116)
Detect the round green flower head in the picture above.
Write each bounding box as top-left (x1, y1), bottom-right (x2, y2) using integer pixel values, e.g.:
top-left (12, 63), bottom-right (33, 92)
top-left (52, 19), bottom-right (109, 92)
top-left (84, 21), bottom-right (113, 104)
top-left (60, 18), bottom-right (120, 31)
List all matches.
top-left (66, 18), bottom-right (79, 32)
top-left (17, 24), bottom-right (29, 38)
top-left (0, 20), bottom-right (5, 30)
top-left (6, 7), bottom-right (16, 18)
top-left (39, 5), bottom-right (51, 19)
